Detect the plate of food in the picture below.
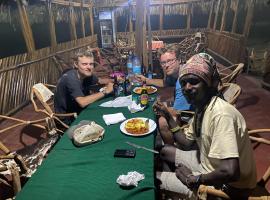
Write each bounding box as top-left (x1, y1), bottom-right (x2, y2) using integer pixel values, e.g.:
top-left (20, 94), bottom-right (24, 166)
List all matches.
top-left (120, 117), bottom-right (157, 137)
top-left (133, 86), bottom-right (157, 94)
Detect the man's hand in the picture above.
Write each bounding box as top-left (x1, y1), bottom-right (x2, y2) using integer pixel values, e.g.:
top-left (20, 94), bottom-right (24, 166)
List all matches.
top-left (135, 74), bottom-right (147, 84)
top-left (152, 100), bottom-right (171, 119)
top-left (175, 164), bottom-right (200, 189)
top-left (105, 82), bottom-right (114, 94)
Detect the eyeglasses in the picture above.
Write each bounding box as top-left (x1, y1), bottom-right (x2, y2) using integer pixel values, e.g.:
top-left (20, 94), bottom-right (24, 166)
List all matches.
top-left (80, 62), bottom-right (95, 67)
top-left (160, 58), bottom-right (177, 67)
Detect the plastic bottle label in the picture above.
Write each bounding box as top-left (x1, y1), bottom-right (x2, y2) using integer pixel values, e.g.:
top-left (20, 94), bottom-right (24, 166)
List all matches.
top-left (133, 65), bottom-right (141, 74)
top-left (127, 62), bottom-right (132, 69)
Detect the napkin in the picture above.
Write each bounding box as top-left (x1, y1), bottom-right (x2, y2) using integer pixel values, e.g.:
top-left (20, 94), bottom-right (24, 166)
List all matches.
top-left (116, 171), bottom-right (145, 187)
top-left (103, 113), bottom-right (126, 125)
top-left (99, 95), bottom-right (132, 108)
top-left (128, 101), bottom-right (144, 113)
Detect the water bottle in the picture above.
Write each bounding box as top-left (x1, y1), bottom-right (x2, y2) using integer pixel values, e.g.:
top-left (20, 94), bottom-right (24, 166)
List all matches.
top-left (127, 55), bottom-right (133, 75)
top-left (147, 65), bottom-right (153, 79)
top-left (132, 56), bottom-right (141, 75)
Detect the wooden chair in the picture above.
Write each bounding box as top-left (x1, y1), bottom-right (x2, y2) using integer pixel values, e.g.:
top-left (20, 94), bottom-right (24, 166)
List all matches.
top-left (197, 129), bottom-right (270, 200)
top-left (219, 83), bottom-right (242, 105)
top-left (0, 115), bottom-right (47, 134)
top-left (30, 83), bottom-right (77, 132)
top-left (0, 140), bottom-right (28, 195)
top-left (218, 63), bottom-right (244, 84)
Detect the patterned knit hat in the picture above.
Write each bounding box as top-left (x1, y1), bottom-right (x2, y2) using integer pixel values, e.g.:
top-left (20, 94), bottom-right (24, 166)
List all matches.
top-left (179, 53), bottom-right (216, 86)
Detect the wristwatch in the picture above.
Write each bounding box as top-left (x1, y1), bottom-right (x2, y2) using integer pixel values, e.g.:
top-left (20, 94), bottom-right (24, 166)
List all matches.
top-left (99, 87), bottom-right (107, 96)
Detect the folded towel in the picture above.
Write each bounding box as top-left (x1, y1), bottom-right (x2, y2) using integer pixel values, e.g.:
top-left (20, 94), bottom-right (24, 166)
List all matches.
top-left (128, 101), bottom-right (144, 113)
top-left (99, 95), bottom-right (132, 108)
top-left (103, 113), bottom-right (126, 125)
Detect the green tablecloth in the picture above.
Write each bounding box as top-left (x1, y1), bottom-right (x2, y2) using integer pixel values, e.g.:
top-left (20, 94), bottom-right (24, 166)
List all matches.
top-left (16, 97), bottom-right (156, 200)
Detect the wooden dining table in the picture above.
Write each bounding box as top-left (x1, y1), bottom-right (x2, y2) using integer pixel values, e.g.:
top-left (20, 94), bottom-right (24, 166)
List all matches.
top-left (16, 95), bottom-right (157, 200)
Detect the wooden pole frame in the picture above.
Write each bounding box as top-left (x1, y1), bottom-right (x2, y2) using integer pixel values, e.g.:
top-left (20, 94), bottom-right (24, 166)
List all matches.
top-left (46, 0), bottom-right (57, 47)
top-left (159, 3), bottom-right (164, 34)
top-left (213, 0), bottom-right (221, 31)
top-left (186, 3), bottom-right (192, 30)
top-left (69, 0), bottom-right (77, 40)
top-left (243, 0), bottom-right (255, 38)
top-left (220, 0), bottom-right (228, 31)
top-left (16, 0), bottom-right (36, 53)
top-left (80, 0), bottom-right (86, 37)
top-left (89, 6), bottom-right (94, 36)
top-left (135, 0), bottom-right (144, 63)
top-left (231, 0), bottom-right (239, 33)
top-left (207, 0), bottom-right (214, 29)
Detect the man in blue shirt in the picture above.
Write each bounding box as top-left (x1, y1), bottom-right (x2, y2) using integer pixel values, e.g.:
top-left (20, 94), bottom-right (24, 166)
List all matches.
top-left (135, 45), bottom-right (192, 144)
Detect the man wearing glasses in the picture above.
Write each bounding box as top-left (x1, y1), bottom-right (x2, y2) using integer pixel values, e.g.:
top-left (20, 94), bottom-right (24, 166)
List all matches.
top-left (136, 45), bottom-right (191, 111)
top-left (54, 49), bottom-right (113, 124)
top-left (136, 45), bottom-right (192, 144)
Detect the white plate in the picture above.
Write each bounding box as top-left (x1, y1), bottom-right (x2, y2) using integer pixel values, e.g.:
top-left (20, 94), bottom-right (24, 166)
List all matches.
top-left (133, 86), bottom-right (157, 95)
top-left (120, 117), bottom-right (157, 137)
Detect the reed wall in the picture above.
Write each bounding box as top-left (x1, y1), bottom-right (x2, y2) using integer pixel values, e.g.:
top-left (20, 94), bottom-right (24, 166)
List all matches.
top-left (207, 31), bottom-right (246, 64)
top-left (0, 35), bottom-right (97, 115)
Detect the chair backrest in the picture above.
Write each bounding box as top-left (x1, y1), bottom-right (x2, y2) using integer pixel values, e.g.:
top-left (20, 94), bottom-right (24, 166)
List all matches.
top-left (31, 83), bottom-right (55, 115)
top-left (220, 83), bottom-right (241, 105)
top-left (221, 63), bottom-right (244, 84)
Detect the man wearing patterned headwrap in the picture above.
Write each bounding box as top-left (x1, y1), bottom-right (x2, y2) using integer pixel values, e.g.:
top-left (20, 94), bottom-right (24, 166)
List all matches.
top-left (154, 54), bottom-right (256, 200)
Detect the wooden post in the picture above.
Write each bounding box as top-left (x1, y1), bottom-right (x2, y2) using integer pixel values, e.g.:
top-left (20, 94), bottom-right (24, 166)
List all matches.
top-left (46, 0), bottom-right (57, 47)
top-left (16, 0), bottom-right (35, 53)
top-left (142, 1), bottom-right (148, 69)
top-left (89, 5), bottom-right (94, 36)
top-left (207, 0), bottom-right (214, 29)
top-left (80, 0), bottom-right (86, 37)
top-left (129, 5), bottom-right (133, 44)
top-left (135, 0), bottom-right (145, 63)
top-left (159, 3), bottom-right (164, 34)
top-left (243, 0), bottom-right (255, 37)
top-left (186, 3), bottom-right (192, 30)
top-left (213, 0), bottom-right (221, 31)
top-left (114, 12), bottom-right (118, 37)
top-left (220, 0), bottom-right (228, 31)
top-left (147, 0), bottom-right (152, 72)
top-left (69, 1), bottom-right (77, 40)
top-left (231, 0), bottom-right (239, 33)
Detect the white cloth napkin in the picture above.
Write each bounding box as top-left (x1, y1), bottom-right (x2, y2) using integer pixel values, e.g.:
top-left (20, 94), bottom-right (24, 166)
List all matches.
top-left (116, 171), bottom-right (145, 187)
top-left (128, 101), bottom-right (144, 113)
top-left (99, 95), bottom-right (132, 108)
top-left (103, 113), bottom-right (126, 125)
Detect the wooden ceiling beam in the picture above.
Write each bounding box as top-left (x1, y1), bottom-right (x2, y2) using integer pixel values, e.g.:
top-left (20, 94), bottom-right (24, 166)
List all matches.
top-left (39, 0), bottom-right (93, 8)
top-left (94, 0), bottom-right (204, 8)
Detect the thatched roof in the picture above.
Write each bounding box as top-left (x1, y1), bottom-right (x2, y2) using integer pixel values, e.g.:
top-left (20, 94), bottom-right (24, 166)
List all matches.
top-left (0, 0), bottom-right (269, 24)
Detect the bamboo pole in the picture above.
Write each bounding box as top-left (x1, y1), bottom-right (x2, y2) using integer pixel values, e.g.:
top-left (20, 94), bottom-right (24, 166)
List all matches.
top-left (80, 0), bottom-right (86, 37)
top-left (243, 0), bottom-right (255, 38)
top-left (89, 6), bottom-right (94, 36)
top-left (213, 0), bottom-right (221, 31)
top-left (142, 1), bottom-right (148, 69)
top-left (231, 0), bottom-right (239, 33)
top-left (159, 2), bottom-right (164, 34)
top-left (207, 0), bottom-right (214, 29)
top-left (135, 0), bottom-right (144, 62)
top-left (16, 0), bottom-right (35, 53)
top-left (186, 3), bottom-right (192, 30)
top-left (220, 0), bottom-right (228, 31)
top-left (146, 0), bottom-right (152, 72)
top-left (46, 0), bottom-right (57, 47)
top-left (129, 5), bottom-right (133, 44)
top-left (69, 0), bottom-right (77, 40)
